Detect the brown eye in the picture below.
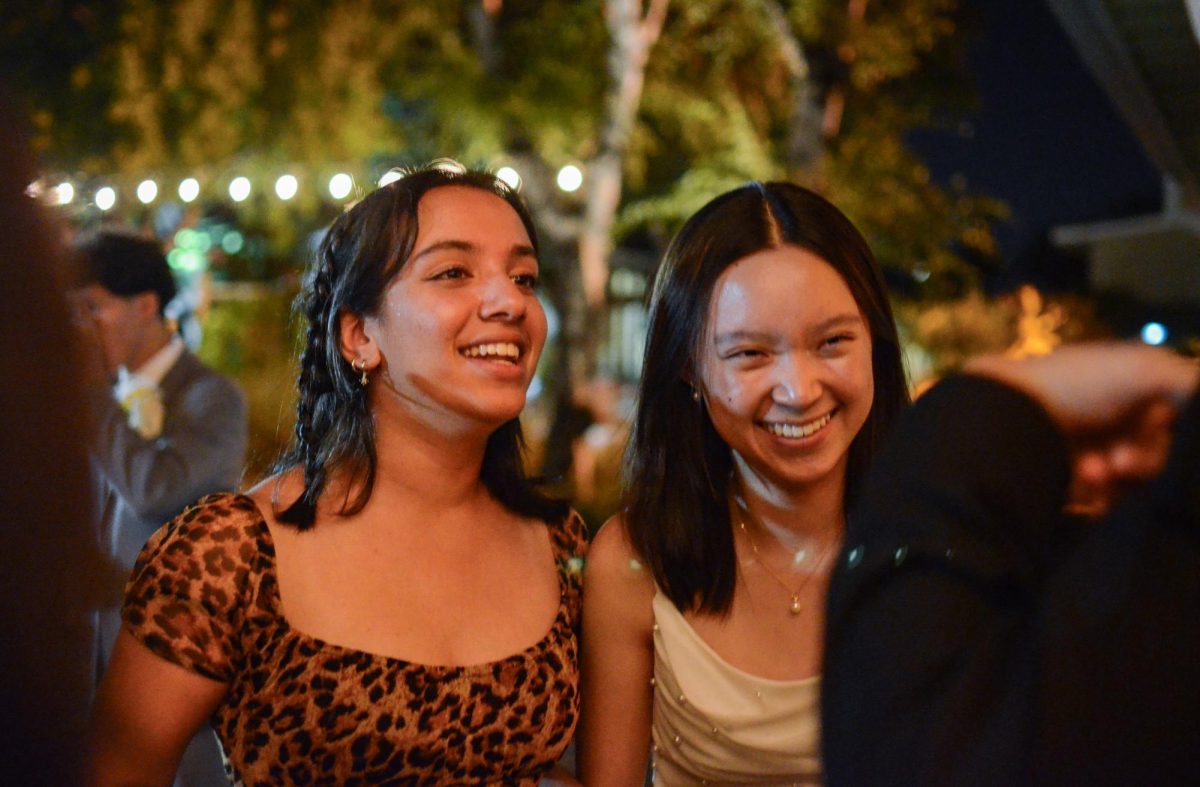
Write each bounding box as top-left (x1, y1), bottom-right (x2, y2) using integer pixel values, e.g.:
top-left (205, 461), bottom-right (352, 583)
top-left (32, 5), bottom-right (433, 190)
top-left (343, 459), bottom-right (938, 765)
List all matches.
top-left (432, 266), bottom-right (468, 281)
top-left (724, 348), bottom-right (765, 361)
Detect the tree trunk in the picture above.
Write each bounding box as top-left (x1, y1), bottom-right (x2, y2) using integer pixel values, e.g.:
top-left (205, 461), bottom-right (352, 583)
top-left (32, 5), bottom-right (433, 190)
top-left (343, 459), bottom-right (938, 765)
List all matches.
top-left (578, 0), bottom-right (669, 310)
top-left (760, 0), bottom-right (824, 171)
top-left (466, 0), bottom-right (501, 74)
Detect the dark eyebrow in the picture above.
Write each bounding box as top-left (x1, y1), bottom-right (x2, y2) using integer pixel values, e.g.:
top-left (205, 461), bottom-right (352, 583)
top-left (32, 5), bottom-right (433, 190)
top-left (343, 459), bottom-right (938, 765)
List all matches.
top-left (713, 329), bottom-right (778, 349)
top-left (410, 239), bottom-right (538, 264)
top-left (713, 313), bottom-right (865, 348)
top-left (814, 313), bottom-right (866, 333)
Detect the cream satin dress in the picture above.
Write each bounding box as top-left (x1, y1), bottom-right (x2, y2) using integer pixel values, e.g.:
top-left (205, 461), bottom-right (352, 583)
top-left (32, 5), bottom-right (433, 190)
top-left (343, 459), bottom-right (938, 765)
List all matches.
top-left (650, 592), bottom-right (823, 786)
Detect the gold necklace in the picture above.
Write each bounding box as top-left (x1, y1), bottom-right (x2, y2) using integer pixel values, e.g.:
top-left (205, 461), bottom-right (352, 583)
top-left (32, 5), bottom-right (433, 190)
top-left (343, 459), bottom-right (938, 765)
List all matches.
top-left (738, 515), bottom-right (836, 615)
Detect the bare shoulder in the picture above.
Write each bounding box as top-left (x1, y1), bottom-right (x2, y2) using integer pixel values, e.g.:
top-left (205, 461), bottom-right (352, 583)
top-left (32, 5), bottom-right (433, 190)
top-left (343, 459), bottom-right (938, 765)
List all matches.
top-left (578, 516), bottom-right (656, 782)
top-left (587, 515), bottom-right (640, 579)
top-left (585, 514), bottom-right (656, 617)
top-left (244, 469), bottom-right (309, 532)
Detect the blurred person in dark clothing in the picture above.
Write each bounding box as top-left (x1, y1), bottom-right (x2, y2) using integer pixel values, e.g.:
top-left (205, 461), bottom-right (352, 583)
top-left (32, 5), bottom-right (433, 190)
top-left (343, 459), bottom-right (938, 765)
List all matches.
top-left (823, 343), bottom-right (1200, 786)
top-left (0, 97), bottom-right (110, 786)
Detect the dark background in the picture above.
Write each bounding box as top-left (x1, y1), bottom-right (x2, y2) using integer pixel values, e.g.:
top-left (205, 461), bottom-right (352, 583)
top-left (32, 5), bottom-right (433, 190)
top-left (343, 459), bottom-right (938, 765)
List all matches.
top-left (911, 0), bottom-right (1162, 294)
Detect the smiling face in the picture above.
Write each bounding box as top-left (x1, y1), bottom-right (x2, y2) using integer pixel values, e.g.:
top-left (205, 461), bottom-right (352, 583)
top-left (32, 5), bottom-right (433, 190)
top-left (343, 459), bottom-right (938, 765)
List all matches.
top-left (698, 244), bottom-right (875, 498)
top-left (361, 185), bottom-right (548, 431)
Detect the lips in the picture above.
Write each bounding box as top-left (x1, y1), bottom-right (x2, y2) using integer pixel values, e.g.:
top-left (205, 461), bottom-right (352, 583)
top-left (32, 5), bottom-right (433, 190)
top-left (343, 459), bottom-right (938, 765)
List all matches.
top-left (459, 341), bottom-right (522, 363)
top-left (762, 409), bottom-right (836, 439)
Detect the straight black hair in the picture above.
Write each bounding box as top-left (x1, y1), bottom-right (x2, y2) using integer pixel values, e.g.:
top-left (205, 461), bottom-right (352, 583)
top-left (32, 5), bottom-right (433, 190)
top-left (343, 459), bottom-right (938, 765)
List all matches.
top-left (624, 181), bottom-right (910, 615)
top-left (274, 163), bottom-right (567, 529)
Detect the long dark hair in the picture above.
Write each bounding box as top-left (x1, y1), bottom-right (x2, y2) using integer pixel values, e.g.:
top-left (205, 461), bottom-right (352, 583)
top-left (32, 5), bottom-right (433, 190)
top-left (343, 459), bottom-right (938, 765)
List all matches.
top-left (275, 163), bottom-right (567, 529)
top-left (624, 182), bottom-right (909, 615)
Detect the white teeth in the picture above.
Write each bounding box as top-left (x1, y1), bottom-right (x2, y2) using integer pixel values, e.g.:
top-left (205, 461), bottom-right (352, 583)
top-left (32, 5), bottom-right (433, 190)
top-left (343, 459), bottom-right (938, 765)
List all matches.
top-left (764, 411), bottom-right (833, 439)
top-left (462, 342), bottom-right (520, 360)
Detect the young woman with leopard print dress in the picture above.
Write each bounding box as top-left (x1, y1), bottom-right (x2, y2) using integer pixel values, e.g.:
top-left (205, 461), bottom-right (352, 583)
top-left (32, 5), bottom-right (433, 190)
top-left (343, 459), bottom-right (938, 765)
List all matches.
top-left (87, 163), bottom-right (587, 785)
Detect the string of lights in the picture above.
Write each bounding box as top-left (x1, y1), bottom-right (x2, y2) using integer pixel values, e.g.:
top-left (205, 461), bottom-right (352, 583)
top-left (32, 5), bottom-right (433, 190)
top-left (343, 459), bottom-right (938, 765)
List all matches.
top-left (28, 162), bottom-right (586, 212)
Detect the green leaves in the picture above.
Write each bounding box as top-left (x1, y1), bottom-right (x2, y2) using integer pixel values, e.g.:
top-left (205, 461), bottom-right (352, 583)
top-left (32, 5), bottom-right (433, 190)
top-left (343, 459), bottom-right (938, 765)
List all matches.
top-left (12, 0), bottom-right (1005, 294)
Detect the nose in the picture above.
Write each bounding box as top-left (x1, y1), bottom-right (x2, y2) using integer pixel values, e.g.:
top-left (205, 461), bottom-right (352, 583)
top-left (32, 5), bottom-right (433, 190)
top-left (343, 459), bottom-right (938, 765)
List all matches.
top-left (772, 354), bottom-right (822, 408)
top-left (478, 274), bottom-right (527, 322)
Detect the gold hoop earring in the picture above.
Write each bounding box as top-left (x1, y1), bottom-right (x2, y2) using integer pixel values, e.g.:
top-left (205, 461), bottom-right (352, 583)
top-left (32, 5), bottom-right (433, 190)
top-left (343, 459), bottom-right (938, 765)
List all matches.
top-left (352, 358), bottom-right (369, 386)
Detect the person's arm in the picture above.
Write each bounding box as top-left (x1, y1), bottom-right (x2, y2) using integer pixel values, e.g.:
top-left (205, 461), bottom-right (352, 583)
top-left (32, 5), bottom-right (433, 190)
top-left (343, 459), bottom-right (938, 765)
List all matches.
top-left (577, 517), bottom-right (656, 786)
top-left (967, 343), bottom-right (1198, 516)
top-left (1023, 409), bottom-right (1200, 782)
top-left (86, 494), bottom-right (257, 786)
top-left (824, 373), bottom-right (1067, 786)
top-left (91, 371), bottom-right (247, 523)
top-left (85, 630), bottom-right (227, 787)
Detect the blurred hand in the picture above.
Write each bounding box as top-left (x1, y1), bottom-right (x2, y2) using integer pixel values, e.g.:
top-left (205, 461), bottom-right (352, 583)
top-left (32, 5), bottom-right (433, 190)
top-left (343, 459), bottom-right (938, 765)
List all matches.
top-left (966, 343), bottom-right (1199, 517)
top-left (1062, 398), bottom-right (1177, 516)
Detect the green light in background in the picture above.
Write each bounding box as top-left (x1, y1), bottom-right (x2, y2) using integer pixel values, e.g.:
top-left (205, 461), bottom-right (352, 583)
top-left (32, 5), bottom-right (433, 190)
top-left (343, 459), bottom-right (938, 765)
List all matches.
top-left (174, 228), bottom-right (197, 249)
top-left (221, 231), bottom-right (245, 255)
top-left (166, 248), bottom-right (185, 270)
top-left (176, 250), bottom-right (206, 273)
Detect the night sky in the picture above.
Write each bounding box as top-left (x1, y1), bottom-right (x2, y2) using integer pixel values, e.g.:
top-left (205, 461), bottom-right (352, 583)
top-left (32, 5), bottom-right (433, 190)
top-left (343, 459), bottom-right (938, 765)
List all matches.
top-left (910, 0), bottom-right (1163, 293)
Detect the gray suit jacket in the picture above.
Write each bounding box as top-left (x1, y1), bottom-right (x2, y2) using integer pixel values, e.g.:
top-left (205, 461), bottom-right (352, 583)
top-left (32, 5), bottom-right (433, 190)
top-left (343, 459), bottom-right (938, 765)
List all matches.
top-left (91, 350), bottom-right (247, 668)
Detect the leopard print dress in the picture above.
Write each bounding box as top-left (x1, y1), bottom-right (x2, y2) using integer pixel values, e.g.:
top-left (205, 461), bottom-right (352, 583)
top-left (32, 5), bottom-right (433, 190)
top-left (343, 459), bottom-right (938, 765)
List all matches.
top-left (122, 493), bottom-right (587, 785)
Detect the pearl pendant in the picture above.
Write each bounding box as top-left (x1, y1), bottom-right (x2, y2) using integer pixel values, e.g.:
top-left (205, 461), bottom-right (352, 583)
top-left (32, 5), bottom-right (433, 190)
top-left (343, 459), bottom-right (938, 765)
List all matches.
top-left (789, 595), bottom-right (802, 615)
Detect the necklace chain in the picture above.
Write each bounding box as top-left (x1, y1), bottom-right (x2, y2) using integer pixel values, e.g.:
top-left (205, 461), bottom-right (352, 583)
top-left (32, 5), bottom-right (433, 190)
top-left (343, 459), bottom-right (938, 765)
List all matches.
top-left (737, 515), bottom-right (836, 616)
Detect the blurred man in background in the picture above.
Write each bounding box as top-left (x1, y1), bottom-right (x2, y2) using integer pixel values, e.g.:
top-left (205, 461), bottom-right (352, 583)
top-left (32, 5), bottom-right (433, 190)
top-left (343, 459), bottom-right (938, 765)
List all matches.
top-left (75, 230), bottom-right (247, 785)
top-left (823, 344), bottom-right (1200, 786)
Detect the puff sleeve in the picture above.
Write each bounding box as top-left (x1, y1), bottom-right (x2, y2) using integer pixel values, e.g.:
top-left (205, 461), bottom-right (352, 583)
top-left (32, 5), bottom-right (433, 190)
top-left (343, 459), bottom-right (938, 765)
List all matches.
top-left (121, 493), bottom-right (266, 682)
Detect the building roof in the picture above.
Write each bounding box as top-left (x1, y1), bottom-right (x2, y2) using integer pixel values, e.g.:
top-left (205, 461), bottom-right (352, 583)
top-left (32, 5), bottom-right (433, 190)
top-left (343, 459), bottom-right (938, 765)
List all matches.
top-left (1047, 0), bottom-right (1200, 207)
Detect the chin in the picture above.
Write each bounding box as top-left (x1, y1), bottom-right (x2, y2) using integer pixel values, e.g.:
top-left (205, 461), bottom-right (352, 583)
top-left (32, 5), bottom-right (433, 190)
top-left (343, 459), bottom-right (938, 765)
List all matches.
top-left (474, 398), bottom-right (528, 427)
top-left (760, 450), bottom-right (848, 489)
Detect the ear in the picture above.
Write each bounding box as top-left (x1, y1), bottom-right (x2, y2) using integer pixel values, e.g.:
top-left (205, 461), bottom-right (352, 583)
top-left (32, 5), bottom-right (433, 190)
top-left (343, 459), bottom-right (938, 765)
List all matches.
top-left (681, 359), bottom-right (700, 390)
top-left (337, 307), bottom-right (378, 366)
top-left (134, 291), bottom-right (161, 321)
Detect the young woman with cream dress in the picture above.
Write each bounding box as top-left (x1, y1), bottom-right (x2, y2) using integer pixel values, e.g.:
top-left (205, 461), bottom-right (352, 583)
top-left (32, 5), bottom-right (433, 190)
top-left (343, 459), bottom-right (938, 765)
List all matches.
top-left (580, 182), bottom-right (909, 785)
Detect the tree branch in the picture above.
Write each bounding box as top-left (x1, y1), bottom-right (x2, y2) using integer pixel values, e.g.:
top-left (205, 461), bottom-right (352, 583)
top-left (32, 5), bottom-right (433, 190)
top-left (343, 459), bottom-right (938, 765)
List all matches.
top-left (760, 0), bottom-right (823, 170)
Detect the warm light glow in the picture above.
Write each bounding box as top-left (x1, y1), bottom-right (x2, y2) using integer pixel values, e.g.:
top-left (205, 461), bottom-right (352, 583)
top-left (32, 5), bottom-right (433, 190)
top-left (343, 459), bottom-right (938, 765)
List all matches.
top-left (95, 186), bottom-right (116, 211)
top-left (496, 166), bottom-right (521, 189)
top-left (378, 170), bottom-right (404, 187)
top-left (275, 174), bottom-right (298, 200)
top-left (556, 164), bottom-right (583, 193)
top-left (329, 173), bottom-right (353, 200)
top-left (53, 182), bottom-right (75, 205)
top-left (1141, 322), bottom-right (1168, 346)
top-left (136, 179), bottom-right (158, 204)
top-left (430, 158), bottom-right (466, 175)
top-left (178, 178), bottom-right (200, 203)
top-left (229, 176), bottom-right (251, 202)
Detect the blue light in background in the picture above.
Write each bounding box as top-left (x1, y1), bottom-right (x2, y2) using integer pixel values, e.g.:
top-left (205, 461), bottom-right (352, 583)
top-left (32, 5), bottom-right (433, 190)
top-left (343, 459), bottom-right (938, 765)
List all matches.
top-left (1140, 322), bottom-right (1167, 346)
